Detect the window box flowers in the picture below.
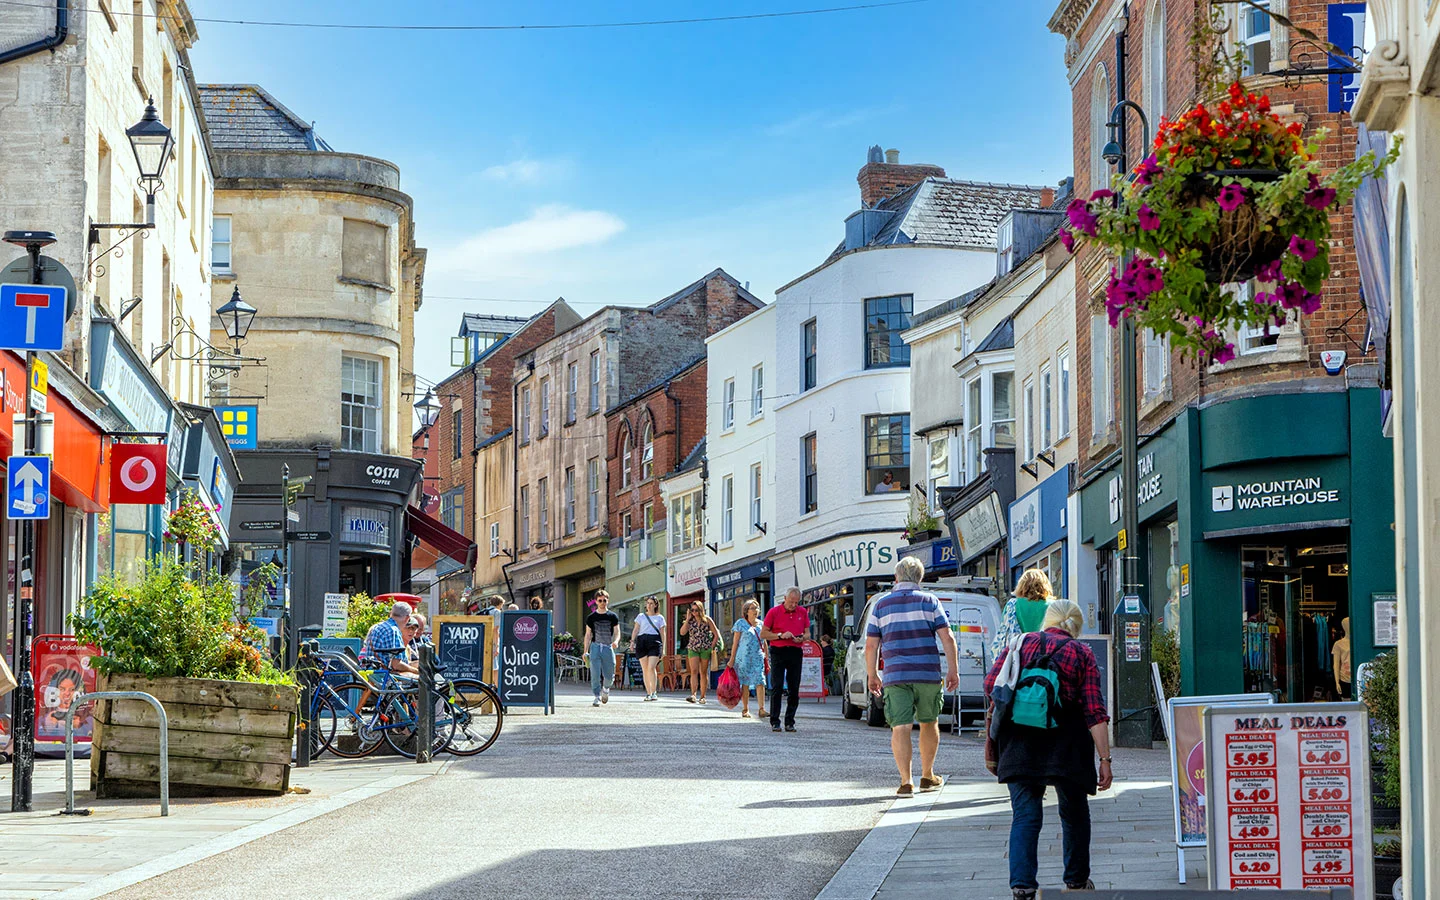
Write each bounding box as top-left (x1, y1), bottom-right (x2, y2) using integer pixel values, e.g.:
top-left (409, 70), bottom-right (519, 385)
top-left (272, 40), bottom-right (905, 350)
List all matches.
top-left (1061, 83), bottom-right (1397, 361)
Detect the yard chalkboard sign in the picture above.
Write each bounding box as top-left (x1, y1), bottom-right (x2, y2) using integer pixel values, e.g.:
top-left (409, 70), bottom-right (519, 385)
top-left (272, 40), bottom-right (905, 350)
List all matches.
top-left (624, 652), bottom-right (642, 688)
top-left (436, 619), bottom-right (488, 684)
top-left (499, 610), bottom-right (553, 713)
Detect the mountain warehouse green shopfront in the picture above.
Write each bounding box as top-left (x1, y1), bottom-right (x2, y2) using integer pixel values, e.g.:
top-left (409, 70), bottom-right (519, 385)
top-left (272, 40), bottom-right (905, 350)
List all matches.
top-left (1079, 387), bottom-right (1396, 700)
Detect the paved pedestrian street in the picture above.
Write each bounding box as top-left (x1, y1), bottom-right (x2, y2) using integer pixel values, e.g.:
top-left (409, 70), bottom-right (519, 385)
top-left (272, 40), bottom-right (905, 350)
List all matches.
top-left (3, 687), bottom-right (1199, 899)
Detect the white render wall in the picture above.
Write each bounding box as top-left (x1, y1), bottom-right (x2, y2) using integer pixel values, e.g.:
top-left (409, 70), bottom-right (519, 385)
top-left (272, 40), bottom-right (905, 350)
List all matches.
top-left (705, 304), bottom-right (776, 572)
top-left (1011, 253), bottom-right (1077, 496)
top-left (773, 244), bottom-right (996, 556)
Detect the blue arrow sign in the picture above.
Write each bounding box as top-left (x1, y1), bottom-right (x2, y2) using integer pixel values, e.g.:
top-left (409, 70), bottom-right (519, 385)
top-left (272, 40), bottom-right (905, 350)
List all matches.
top-left (0, 284), bottom-right (67, 352)
top-left (7, 455), bottom-right (51, 520)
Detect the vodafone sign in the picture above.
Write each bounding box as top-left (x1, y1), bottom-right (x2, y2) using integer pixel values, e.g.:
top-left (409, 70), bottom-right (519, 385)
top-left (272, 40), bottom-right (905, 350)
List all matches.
top-left (111, 443), bottom-right (167, 504)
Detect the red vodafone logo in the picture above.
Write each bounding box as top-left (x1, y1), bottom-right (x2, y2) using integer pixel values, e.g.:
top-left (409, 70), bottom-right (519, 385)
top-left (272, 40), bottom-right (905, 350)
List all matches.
top-left (110, 443), bottom-right (168, 504)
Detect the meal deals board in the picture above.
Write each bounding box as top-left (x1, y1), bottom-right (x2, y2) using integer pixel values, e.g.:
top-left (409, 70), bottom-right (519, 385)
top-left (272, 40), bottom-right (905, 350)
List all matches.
top-left (1203, 701), bottom-right (1372, 894)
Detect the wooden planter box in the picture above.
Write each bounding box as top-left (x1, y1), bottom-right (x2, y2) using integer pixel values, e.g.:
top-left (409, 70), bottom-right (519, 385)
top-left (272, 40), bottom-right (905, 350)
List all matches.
top-left (91, 673), bottom-right (297, 798)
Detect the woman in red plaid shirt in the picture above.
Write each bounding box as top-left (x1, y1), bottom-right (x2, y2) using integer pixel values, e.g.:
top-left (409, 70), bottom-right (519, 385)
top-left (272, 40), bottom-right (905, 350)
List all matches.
top-left (984, 599), bottom-right (1112, 900)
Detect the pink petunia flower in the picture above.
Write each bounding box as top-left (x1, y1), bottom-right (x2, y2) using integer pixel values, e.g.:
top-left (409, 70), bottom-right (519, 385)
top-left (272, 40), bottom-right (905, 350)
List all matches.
top-left (1132, 263), bottom-right (1164, 295)
top-left (1137, 205), bottom-right (1160, 231)
top-left (1210, 343), bottom-right (1237, 365)
top-left (1304, 187), bottom-right (1337, 210)
top-left (1134, 155), bottom-right (1161, 186)
top-left (1256, 258), bottom-right (1284, 283)
top-left (1066, 198), bottom-right (1099, 236)
top-left (1288, 234), bottom-right (1319, 262)
top-left (1059, 227), bottom-right (1076, 253)
top-left (1089, 189), bottom-right (1115, 203)
top-left (1216, 183), bottom-right (1248, 211)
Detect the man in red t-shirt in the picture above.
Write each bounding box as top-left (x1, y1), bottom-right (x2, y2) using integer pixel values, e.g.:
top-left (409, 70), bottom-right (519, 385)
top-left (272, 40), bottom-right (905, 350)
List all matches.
top-left (761, 587), bottom-right (810, 732)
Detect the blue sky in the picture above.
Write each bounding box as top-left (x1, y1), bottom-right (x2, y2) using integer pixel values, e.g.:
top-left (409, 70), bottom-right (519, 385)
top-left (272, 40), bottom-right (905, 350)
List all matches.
top-left (189, 1), bottom-right (1073, 386)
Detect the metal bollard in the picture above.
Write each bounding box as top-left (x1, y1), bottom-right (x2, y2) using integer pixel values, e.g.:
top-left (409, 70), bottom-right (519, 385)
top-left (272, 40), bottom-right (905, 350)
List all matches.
top-left (65, 691), bottom-right (168, 817)
top-left (296, 641), bottom-right (315, 769)
top-left (416, 644), bottom-right (434, 764)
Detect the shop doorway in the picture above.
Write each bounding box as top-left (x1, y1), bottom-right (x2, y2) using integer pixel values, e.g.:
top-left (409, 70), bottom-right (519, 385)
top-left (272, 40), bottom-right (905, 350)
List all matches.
top-left (1241, 534), bottom-right (1350, 703)
top-left (339, 554), bottom-right (382, 597)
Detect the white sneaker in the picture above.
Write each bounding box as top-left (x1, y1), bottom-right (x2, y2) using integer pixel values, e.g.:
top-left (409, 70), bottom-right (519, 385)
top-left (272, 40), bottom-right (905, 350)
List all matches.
top-left (593, 698), bottom-right (601, 707)
top-left (601, 689), bottom-right (609, 704)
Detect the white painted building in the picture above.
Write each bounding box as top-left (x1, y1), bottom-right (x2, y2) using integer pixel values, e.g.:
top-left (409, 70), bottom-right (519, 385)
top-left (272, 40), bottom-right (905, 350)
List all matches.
top-left (770, 148), bottom-right (1046, 640)
top-left (704, 304), bottom-right (776, 623)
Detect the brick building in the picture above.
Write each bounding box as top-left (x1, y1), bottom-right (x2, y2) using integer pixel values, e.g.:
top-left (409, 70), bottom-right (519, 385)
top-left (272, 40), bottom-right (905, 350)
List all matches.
top-left (1050, 0), bottom-right (1395, 700)
top-left (508, 270), bottom-right (762, 634)
top-left (604, 356), bottom-right (708, 632)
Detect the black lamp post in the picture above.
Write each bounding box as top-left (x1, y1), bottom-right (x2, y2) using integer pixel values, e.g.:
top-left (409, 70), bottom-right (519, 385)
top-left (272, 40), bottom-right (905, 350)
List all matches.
top-left (414, 389), bottom-right (441, 428)
top-left (124, 98), bottom-right (175, 226)
top-left (216, 285), bottom-right (258, 353)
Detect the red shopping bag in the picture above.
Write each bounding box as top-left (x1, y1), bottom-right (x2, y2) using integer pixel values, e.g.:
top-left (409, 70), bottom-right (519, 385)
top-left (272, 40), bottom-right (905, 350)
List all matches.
top-left (717, 666), bottom-right (742, 709)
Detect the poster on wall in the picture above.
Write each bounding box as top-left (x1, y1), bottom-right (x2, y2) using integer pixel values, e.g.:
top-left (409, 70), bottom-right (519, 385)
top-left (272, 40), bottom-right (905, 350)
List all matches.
top-left (31, 635), bottom-right (100, 745)
top-left (1204, 701), bottom-right (1372, 894)
top-left (1372, 592), bottom-right (1397, 647)
top-left (799, 640), bottom-right (826, 698)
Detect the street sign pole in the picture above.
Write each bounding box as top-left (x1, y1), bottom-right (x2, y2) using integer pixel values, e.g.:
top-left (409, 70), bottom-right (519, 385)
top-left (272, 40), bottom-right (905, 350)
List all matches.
top-left (282, 464), bottom-right (293, 668)
top-left (10, 242), bottom-right (44, 812)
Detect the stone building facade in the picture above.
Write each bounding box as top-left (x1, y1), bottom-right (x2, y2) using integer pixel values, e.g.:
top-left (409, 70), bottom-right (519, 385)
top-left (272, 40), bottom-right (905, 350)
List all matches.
top-left (198, 84), bottom-right (427, 627)
top-left (508, 270), bottom-right (762, 634)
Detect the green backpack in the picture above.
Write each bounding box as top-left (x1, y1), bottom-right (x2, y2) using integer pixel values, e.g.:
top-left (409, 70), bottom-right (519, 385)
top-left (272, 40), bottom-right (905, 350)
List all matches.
top-left (1010, 639), bottom-right (1064, 730)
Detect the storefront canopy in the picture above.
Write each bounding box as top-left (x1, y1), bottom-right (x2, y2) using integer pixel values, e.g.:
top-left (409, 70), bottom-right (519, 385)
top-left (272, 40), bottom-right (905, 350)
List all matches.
top-left (405, 505), bottom-right (475, 568)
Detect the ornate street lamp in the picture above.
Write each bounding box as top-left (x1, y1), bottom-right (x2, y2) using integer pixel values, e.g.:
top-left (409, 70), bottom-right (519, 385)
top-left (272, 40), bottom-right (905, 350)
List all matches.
top-left (216, 285), bottom-right (258, 350)
top-left (124, 98), bottom-right (175, 226)
top-left (414, 389), bottom-right (441, 427)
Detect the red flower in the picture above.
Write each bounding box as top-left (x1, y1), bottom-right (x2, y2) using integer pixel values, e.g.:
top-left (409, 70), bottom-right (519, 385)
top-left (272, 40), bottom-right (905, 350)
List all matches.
top-left (1230, 157), bottom-right (1243, 167)
top-left (1219, 101), bottom-right (1233, 117)
top-left (1257, 95), bottom-right (1271, 113)
top-left (1287, 122), bottom-right (1303, 136)
top-left (1228, 82), bottom-right (1243, 100)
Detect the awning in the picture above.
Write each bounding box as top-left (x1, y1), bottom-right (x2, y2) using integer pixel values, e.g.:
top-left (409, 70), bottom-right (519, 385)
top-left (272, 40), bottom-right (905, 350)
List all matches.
top-left (2, 351), bottom-right (108, 513)
top-left (405, 505), bottom-right (475, 568)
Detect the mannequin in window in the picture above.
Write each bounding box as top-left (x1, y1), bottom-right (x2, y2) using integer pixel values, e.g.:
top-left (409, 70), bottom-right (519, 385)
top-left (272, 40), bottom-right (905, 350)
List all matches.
top-left (1332, 617), bottom-right (1352, 699)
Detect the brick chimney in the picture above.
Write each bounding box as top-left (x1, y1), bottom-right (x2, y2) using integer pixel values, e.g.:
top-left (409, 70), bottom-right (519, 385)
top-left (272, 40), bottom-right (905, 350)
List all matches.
top-left (857, 146), bottom-right (947, 207)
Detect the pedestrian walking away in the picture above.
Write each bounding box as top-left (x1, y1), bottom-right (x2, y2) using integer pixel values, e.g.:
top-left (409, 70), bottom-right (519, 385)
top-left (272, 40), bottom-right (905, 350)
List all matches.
top-left (583, 591), bottom-right (621, 707)
top-left (680, 601), bottom-right (723, 704)
top-left (727, 599), bottom-right (768, 718)
top-left (983, 599), bottom-right (1112, 900)
top-left (629, 596), bottom-right (667, 700)
top-left (865, 556), bottom-right (959, 796)
top-left (761, 587), bottom-right (810, 732)
top-left (992, 568), bottom-right (1055, 658)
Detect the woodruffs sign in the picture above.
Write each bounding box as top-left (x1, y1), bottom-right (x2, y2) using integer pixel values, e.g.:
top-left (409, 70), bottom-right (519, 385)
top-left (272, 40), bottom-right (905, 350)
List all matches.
top-left (796, 532), bottom-right (907, 591)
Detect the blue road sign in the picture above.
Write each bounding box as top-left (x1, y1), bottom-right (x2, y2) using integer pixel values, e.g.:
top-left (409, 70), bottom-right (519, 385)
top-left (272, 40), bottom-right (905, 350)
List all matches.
top-left (0, 284), bottom-right (67, 352)
top-left (7, 455), bottom-right (51, 520)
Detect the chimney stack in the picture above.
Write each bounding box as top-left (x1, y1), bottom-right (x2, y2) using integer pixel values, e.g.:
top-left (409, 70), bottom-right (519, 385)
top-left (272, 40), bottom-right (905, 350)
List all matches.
top-left (857, 145), bottom-right (947, 207)
top-left (1040, 186), bottom-right (1056, 208)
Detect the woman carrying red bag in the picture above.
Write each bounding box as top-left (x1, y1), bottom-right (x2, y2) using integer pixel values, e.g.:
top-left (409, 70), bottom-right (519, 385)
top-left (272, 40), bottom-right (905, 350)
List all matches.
top-left (725, 599), bottom-right (768, 718)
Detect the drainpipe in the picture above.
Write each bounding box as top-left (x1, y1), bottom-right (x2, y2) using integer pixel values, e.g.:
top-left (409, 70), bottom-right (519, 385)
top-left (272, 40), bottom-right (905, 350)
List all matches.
top-left (0, 0), bottom-right (69, 67)
top-left (664, 381), bottom-right (683, 470)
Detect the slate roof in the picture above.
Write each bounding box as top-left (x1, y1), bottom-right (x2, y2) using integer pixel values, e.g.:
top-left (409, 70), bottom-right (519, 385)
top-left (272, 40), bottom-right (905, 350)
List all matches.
top-left (460, 314), bottom-right (529, 337)
top-left (677, 438), bottom-right (706, 474)
top-left (829, 178), bottom-right (1049, 263)
top-left (197, 85), bottom-right (332, 152)
top-left (909, 281), bottom-right (995, 330)
top-left (974, 316), bottom-right (1016, 353)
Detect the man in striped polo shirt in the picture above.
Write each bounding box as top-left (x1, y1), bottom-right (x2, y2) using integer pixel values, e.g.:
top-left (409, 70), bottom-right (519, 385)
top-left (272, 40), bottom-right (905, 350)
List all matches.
top-left (866, 556), bottom-right (960, 796)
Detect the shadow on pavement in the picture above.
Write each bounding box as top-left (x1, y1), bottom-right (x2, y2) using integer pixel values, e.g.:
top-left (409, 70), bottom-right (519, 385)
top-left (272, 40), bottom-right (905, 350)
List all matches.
top-left (743, 796), bottom-right (890, 810)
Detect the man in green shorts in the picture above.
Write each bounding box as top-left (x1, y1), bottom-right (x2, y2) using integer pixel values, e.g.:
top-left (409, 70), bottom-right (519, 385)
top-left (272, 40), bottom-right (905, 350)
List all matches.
top-left (865, 556), bottom-right (960, 796)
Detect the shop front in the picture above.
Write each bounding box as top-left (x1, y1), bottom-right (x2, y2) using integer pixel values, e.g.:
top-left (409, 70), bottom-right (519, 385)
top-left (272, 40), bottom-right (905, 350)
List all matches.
top-left (179, 404), bottom-right (240, 563)
top-left (940, 447), bottom-right (1016, 591)
top-left (1187, 389), bottom-right (1394, 701)
top-left (549, 537), bottom-right (608, 638)
top-left (1078, 418), bottom-right (1185, 641)
top-left (899, 536), bottom-right (958, 581)
top-left (794, 532), bottom-right (907, 648)
top-left (606, 543), bottom-right (666, 638)
top-left (1009, 465), bottom-right (1072, 599)
top-left (508, 558), bottom-right (555, 612)
top-left (230, 448), bottom-right (420, 641)
top-left (705, 556), bottom-right (770, 644)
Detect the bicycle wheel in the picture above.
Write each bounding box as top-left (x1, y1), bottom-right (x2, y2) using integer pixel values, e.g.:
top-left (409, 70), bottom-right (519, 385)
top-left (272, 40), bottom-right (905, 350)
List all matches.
top-left (307, 688), bottom-right (339, 759)
top-left (441, 679), bottom-right (504, 756)
top-left (382, 690), bottom-right (455, 759)
top-left (325, 681), bottom-right (386, 758)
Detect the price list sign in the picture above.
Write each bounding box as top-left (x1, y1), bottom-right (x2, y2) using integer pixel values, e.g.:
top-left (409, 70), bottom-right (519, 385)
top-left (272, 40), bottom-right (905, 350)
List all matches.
top-left (1204, 702), bottom-right (1371, 895)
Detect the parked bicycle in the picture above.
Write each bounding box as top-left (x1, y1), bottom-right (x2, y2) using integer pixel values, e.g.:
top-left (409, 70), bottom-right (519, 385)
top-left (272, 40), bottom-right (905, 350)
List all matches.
top-left (299, 642), bottom-right (504, 759)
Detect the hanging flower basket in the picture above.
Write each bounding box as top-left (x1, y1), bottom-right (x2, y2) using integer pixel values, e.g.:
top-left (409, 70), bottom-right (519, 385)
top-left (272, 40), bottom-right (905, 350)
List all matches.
top-left (1061, 83), bottom-right (1398, 362)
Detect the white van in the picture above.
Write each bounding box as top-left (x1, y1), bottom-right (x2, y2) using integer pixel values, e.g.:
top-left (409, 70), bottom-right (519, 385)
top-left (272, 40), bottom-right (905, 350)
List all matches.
top-left (838, 579), bottom-right (1002, 728)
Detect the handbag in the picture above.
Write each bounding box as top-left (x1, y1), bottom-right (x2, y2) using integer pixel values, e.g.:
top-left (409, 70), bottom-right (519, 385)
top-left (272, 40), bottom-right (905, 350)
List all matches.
top-left (0, 655), bottom-right (15, 698)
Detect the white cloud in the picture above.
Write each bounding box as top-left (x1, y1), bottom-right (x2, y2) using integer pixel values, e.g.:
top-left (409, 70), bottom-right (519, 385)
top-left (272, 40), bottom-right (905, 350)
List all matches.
top-left (476, 158), bottom-right (569, 184)
top-left (432, 205), bottom-right (626, 278)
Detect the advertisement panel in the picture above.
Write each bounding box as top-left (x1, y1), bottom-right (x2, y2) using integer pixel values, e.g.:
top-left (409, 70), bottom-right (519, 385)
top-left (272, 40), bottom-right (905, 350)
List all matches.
top-left (1167, 694), bottom-right (1276, 849)
top-left (799, 640), bottom-right (826, 698)
top-left (31, 635), bottom-right (100, 745)
top-left (1204, 701), bottom-right (1372, 894)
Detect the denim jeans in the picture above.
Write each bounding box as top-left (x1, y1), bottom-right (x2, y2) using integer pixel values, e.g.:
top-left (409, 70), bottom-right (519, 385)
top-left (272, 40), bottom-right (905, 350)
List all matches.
top-left (589, 645), bottom-right (616, 699)
top-left (1007, 780), bottom-right (1091, 890)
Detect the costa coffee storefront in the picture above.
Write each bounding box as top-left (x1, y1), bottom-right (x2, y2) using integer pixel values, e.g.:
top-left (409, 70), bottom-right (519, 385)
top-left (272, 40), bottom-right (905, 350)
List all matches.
top-left (230, 448), bottom-right (420, 635)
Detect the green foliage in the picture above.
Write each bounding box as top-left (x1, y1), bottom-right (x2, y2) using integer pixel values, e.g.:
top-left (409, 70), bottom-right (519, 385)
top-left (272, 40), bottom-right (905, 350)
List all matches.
top-left (1152, 622), bottom-right (1181, 699)
top-left (240, 562), bottom-right (282, 614)
top-left (163, 487), bottom-right (224, 552)
top-left (70, 556), bottom-right (291, 685)
top-left (1364, 650), bottom-right (1402, 806)
top-left (342, 592), bottom-right (385, 639)
top-left (904, 494), bottom-right (941, 540)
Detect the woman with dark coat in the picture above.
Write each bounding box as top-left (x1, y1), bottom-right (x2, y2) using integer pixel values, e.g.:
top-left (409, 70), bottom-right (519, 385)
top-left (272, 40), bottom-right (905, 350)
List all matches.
top-left (983, 599), bottom-right (1113, 900)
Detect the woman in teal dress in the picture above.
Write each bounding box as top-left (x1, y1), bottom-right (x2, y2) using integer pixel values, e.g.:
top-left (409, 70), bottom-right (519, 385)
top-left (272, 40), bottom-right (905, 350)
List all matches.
top-left (728, 599), bottom-right (768, 719)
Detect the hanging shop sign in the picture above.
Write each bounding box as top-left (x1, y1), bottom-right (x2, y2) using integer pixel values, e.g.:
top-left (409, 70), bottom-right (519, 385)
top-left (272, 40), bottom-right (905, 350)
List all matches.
top-left (795, 532), bottom-right (907, 591)
top-left (667, 552), bottom-right (707, 595)
top-left (706, 559), bottom-right (772, 591)
top-left (89, 320), bottom-right (172, 436)
top-left (1204, 701), bottom-right (1372, 894)
top-left (1009, 466), bottom-right (1070, 560)
top-left (954, 493), bottom-right (1006, 563)
top-left (1201, 457), bottom-right (1350, 536)
top-left (1327, 3), bottom-right (1366, 113)
top-left (216, 405), bottom-right (258, 450)
top-left (110, 442), bottom-right (168, 504)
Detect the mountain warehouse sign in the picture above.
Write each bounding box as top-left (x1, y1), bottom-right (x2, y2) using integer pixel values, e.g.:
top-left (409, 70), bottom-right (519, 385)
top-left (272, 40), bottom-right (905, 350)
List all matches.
top-left (1212, 477), bottom-right (1342, 512)
top-left (795, 532), bottom-right (908, 591)
top-left (1200, 457), bottom-right (1350, 534)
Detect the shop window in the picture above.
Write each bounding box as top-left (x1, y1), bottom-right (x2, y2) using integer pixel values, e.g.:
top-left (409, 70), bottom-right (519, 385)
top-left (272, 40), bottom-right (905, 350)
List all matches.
top-left (721, 476), bottom-right (734, 544)
top-left (96, 505), bottom-right (152, 583)
top-left (341, 218), bottom-right (389, 286)
top-left (340, 355), bottom-right (381, 453)
top-left (864, 295), bottom-right (913, 368)
top-left (722, 379), bottom-right (735, 430)
top-left (864, 413), bottom-right (910, 495)
top-left (802, 434), bottom-right (818, 514)
top-left (802, 319), bottom-right (817, 391)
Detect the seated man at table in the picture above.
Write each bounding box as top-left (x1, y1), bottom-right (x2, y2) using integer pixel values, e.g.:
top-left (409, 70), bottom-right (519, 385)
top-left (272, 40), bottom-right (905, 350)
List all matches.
top-left (360, 602), bottom-right (419, 677)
